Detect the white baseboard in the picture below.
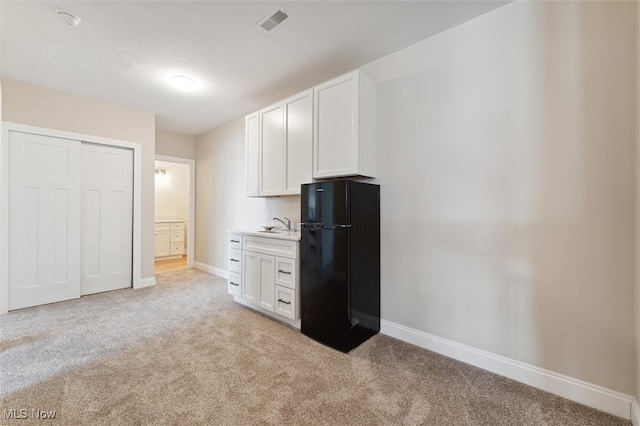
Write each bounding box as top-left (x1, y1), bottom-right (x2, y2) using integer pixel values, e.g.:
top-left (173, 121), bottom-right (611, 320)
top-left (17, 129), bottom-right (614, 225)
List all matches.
top-left (194, 261), bottom-right (228, 279)
top-left (134, 276), bottom-right (156, 289)
top-left (632, 397), bottom-right (640, 426)
top-left (380, 319), bottom-right (632, 420)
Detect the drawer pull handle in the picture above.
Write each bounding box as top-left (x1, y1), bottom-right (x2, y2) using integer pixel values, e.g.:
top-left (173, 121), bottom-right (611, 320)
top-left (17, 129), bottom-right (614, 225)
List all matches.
top-left (230, 259), bottom-right (239, 262)
top-left (230, 239), bottom-right (240, 243)
top-left (230, 281), bottom-right (239, 286)
top-left (278, 298), bottom-right (291, 305)
top-left (278, 270), bottom-right (291, 275)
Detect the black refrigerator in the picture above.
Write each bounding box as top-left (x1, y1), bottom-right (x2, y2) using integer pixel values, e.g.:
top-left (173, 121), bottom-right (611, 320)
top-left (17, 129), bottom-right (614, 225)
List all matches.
top-left (300, 180), bottom-right (380, 353)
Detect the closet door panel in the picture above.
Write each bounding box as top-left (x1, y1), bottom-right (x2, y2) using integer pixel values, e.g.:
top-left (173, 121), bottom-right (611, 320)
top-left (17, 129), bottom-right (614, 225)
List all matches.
top-left (81, 143), bottom-right (133, 295)
top-left (8, 131), bottom-right (82, 310)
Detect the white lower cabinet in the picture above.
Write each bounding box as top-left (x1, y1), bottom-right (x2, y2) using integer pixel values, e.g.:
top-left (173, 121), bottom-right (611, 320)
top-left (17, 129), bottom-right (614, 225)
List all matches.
top-left (227, 232), bottom-right (300, 323)
top-left (229, 248), bottom-right (242, 274)
top-left (275, 256), bottom-right (296, 288)
top-left (228, 272), bottom-right (242, 297)
top-left (228, 234), bottom-right (244, 297)
top-left (275, 285), bottom-right (297, 319)
top-left (242, 250), bottom-right (275, 310)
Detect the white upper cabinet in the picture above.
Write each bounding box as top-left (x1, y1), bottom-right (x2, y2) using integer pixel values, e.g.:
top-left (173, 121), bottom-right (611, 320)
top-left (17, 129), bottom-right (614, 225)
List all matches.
top-left (283, 89), bottom-right (313, 195)
top-left (313, 70), bottom-right (377, 179)
top-left (245, 112), bottom-right (260, 196)
top-left (245, 88), bottom-right (313, 197)
top-left (259, 103), bottom-right (285, 196)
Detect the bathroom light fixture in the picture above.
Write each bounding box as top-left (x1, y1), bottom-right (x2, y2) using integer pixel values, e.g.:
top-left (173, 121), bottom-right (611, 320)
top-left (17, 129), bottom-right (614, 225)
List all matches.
top-left (56, 9), bottom-right (81, 26)
top-left (169, 75), bottom-right (198, 92)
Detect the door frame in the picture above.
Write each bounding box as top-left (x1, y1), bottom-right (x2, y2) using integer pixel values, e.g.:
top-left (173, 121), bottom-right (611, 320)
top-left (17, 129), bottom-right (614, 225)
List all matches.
top-left (154, 154), bottom-right (195, 269)
top-left (1, 121), bottom-right (143, 314)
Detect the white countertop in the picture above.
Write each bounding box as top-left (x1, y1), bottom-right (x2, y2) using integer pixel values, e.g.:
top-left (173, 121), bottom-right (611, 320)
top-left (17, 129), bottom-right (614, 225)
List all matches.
top-left (228, 229), bottom-right (301, 241)
top-left (155, 219), bottom-right (185, 223)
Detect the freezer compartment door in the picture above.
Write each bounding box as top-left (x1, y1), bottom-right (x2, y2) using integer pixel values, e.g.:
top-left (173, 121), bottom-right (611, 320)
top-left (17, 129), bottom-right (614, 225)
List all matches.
top-left (300, 226), bottom-right (351, 352)
top-left (301, 181), bottom-right (349, 225)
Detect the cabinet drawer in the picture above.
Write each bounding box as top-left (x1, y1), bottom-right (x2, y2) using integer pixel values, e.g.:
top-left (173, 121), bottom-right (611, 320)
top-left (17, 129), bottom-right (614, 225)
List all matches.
top-left (170, 231), bottom-right (184, 243)
top-left (275, 256), bottom-right (296, 289)
top-left (170, 243), bottom-right (183, 255)
top-left (228, 272), bottom-right (241, 297)
top-left (274, 285), bottom-right (298, 320)
top-left (171, 222), bottom-right (184, 231)
top-left (243, 236), bottom-right (297, 258)
top-left (228, 234), bottom-right (243, 250)
top-left (229, 248), bottom-right (242, 273)
top-left (155, 223), bottom-right (170, 231)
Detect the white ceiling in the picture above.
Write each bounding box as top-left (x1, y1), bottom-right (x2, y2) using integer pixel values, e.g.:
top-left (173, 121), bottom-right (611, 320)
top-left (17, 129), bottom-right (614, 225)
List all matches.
top-left (1, 1), bottom-right (510, 136)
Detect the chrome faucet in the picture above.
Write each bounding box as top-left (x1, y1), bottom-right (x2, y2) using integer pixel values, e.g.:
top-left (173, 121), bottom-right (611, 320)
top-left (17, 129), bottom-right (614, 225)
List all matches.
top-left (273, 217), bottom-right (291, 231)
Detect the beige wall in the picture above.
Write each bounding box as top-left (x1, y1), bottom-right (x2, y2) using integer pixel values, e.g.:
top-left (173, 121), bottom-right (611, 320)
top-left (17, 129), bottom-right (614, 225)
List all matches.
top-left (156, 128), bottom-right (196, 160)
top-left (155, 162), bottom-right (189, 221)
top-left (1, 77), bottom-right (156, 280)
top-left (362, 1), bottom-right (636, 394)
top-left (192, 1), bottom-right (637, 396)
top-left (195, 117), bottom-right (300, 270)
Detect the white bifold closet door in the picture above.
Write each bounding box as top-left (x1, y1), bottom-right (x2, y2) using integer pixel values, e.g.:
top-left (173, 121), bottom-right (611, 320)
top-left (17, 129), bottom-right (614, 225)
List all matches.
top-left (8, 131), bottom-right (82, 310)
top-left (8, 131), bottom-right (134, 310)
top-left (81, 143), bottom-right (133, 296)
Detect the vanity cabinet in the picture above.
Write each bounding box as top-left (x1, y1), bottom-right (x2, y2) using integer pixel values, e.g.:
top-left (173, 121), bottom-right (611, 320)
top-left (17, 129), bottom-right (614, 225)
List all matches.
top-left (313, 70), bottom-right (376, 179)
top-left (227, 231), bottom-right (300, 323)
top-left (154, 224), bottom-right (171, 257)
top-left (155, 221), bottom-right (184, 259)
top-left (245, 89), bottom-right (313, 197)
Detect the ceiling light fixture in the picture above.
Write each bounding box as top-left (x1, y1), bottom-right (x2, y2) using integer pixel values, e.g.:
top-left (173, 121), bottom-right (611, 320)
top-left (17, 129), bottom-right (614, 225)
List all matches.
top-left (169, 75), bottom-right (198, 92)
top-left (56, 9), bottom-right (81, 27)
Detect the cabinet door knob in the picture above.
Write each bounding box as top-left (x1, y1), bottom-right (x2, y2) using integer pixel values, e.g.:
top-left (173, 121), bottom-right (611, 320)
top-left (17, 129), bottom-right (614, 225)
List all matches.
top-left (230, 258), bottom-right (239, 262)
top-left (278, 298), bottom-right (291, 305)
top-left (230, 281), bottom-right (239, 286)
top-left (230, 239), bottom-right (240, 243)
top-left (278, 270), bottom-right (291, 275)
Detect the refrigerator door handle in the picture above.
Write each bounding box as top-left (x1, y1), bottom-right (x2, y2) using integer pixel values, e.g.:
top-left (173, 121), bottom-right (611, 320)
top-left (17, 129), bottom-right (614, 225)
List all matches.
top-left (300, 223), bottom-right (351, 229)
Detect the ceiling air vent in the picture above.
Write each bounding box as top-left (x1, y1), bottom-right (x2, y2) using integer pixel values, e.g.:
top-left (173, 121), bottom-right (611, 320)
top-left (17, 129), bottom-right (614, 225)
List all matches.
top-left (257, 8), bottom-right (290, 33)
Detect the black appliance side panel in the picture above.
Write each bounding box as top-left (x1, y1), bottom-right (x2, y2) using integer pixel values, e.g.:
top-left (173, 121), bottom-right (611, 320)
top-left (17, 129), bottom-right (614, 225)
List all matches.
top-left (301, 181), bottom-right (349, 225)
top-left (300, 227), bottom-right (351, 352)
top-left (348, 181), bottom-right (381, 350)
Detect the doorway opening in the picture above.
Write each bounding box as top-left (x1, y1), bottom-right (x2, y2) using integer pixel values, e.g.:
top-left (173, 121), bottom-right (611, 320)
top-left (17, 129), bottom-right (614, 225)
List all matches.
top-left (154, 155), bottom-right (195, 274)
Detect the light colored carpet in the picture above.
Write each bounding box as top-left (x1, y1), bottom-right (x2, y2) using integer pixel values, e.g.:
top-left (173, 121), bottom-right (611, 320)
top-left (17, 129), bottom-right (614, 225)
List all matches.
top-left (0, 269), bottom-right (630, 425)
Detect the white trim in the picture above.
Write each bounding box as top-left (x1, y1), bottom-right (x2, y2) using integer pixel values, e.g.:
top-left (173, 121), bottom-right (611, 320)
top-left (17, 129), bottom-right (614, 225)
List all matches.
top-left (636, 1), bottom-right (640, 423)
top-left (632, 397), bottom-right (640, 426)
top-left (195, 261), bottom-right (228, 279)
top-left (155, 154), bottom-right (195, 270)
top-left (1, 121), bottom-right (147, 313)
top-left (380, 319), bottom-right (633, 420)
top-left (136, 276), bottom-right (156, 289)
top-left (0, 122), bottom-right (8, 314)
